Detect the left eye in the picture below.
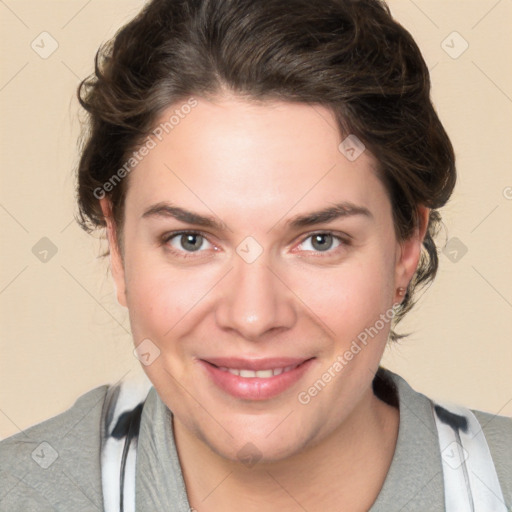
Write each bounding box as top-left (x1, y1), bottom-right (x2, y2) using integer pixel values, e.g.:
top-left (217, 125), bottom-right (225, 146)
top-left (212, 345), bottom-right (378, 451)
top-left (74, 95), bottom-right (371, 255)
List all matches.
top-left (298, 233), bottom-right (343, 252)
top-left (165, 232), bottom-right (213, 253)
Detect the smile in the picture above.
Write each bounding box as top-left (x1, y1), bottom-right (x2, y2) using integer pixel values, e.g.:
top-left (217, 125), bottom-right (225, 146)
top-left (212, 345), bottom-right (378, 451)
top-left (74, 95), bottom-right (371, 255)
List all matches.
top-left (199, 357), bottom-right (315, 400)
top-left (216, 364), bottom-right (300, 378)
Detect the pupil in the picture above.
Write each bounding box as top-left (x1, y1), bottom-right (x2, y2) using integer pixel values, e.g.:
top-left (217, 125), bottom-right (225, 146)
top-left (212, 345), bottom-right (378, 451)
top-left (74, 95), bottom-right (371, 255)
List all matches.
top-left (182, 234), bottom-right (202, 251)
top-left (312, 234), bottom-right (332, 251)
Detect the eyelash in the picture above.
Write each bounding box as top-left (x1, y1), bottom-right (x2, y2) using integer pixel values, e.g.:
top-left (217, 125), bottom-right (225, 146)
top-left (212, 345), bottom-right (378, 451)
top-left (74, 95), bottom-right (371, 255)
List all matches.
top-left (160, 230), bottom-right (351, 259)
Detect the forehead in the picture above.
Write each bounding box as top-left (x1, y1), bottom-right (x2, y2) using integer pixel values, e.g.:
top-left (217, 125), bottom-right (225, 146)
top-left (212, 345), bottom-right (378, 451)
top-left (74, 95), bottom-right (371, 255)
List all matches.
top-left (123, 96), bottom-right (385, 220)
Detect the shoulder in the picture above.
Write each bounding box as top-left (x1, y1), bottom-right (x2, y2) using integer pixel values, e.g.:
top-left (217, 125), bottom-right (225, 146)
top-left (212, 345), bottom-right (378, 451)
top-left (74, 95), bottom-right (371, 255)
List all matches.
top-left (472, 408), bottom-right (512, 506)
top-left (378, 367), bottom-right (512, 509)
top-left (0, 384), bottom-right (109, 511)
top-left (473, 408), bottom-right (512, 449)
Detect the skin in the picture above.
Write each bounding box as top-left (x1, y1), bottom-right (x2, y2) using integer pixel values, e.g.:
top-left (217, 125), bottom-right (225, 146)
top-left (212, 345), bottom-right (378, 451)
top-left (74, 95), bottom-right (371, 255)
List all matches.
top-left (100, 94), bottom-right (428, 511)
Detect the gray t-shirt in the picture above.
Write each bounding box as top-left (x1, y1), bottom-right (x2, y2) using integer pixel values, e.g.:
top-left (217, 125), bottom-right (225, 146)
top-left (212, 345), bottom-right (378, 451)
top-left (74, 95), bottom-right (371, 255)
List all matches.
top-left (1, 367), bottom-right (511, 511)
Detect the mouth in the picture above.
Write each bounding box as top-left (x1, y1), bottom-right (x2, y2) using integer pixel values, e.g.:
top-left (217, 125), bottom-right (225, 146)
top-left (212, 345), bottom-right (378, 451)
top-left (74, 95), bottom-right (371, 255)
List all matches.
top-left (199, 357), bottom-right (316, 401)
top-left (214, 364), bottom-right (300, 378)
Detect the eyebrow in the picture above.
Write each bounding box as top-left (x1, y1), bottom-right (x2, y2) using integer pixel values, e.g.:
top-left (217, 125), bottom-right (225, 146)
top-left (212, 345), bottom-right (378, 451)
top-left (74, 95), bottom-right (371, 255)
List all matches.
top-left (141, 201), bottom-right (372, 231)
top-left (141, 202), bottom-right (228, 231)
top-left (284, 201), bottom-right (372, 229)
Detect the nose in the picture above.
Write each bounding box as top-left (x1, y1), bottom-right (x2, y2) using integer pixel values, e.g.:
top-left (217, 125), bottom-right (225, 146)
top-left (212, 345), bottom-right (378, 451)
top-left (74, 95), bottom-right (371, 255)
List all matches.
top-left (215, 256), bottom-right (297, 341)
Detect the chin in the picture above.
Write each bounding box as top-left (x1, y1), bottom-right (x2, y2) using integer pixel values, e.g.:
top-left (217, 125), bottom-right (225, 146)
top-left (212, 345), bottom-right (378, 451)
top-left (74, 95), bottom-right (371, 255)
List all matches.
top-left (210, 434), bottom-right (311, 467)
top-left (191, 413), bottom-right (319, 467)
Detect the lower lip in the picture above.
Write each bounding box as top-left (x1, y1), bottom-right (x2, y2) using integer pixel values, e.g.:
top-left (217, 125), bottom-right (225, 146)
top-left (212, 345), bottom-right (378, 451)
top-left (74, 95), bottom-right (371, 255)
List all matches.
top-left (199, 359), bottom-right (315, 401)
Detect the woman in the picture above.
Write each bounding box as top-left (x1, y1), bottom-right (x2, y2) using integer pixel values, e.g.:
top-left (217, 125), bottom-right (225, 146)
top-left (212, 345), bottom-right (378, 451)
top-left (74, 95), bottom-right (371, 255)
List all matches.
top-left (1, 0), bottom-right (510, 510)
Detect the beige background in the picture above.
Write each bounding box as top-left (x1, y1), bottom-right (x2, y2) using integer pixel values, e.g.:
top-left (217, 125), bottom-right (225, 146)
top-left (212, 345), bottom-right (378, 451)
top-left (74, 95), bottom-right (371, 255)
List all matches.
top-left (0, 0), bottom-right (511, 440)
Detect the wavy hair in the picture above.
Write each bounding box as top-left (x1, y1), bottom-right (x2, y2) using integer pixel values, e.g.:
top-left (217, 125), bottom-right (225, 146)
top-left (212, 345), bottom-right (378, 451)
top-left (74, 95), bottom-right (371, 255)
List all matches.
top-left (76, 0), bottom-right (456, 340)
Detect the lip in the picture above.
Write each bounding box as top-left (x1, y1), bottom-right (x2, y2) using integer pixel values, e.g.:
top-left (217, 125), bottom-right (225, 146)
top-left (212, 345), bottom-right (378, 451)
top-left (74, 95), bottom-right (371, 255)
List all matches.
top-left (199, 357), bottom-right (315, 401)
top-left (202, 357), bottom-right (310, 371)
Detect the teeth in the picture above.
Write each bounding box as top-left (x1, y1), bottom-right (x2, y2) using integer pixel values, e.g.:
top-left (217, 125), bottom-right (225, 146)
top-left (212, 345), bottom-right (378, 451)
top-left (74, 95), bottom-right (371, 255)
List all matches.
top-left (218, 365), bottom-right (298, 378)
top-left (257, 369), bottom-right (274, 378)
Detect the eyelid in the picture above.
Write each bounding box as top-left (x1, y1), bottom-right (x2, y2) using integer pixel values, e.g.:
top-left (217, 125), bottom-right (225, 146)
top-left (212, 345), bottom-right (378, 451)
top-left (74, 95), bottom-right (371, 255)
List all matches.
top-left (302, 229), bottom-right (353, 241)
top-left (161, 229), bottom-right (211, 243)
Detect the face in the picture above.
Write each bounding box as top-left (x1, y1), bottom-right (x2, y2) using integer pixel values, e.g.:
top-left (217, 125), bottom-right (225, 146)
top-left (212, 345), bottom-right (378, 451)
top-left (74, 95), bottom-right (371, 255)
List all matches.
top-left (101, 94), bottom-right (424, 463)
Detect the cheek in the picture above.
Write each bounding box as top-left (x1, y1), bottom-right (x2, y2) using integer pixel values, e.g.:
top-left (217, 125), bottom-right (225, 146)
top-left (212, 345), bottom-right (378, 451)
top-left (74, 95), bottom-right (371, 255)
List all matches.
top-left (291, 250), bottom-right (395, 340)
top-left (123, 244), bottom-right (221, 348)
top-left (123, 250), bottom-right (189, 341)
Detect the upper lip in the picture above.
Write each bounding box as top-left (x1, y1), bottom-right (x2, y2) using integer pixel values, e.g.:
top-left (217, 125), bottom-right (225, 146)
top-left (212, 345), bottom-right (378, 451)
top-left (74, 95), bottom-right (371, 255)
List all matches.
top-left (201, 357), bottom-right (313, 371)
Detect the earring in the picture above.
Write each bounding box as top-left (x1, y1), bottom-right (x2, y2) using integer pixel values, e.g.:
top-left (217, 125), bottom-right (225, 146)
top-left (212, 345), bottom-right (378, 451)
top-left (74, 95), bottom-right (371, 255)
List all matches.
top-left (397, 287), bottom-right (406, 297)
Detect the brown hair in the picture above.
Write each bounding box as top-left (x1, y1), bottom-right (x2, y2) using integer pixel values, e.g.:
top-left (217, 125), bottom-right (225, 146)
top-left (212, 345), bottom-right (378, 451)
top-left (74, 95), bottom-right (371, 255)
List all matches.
top-left (76, 0), bottom-right (456, 340)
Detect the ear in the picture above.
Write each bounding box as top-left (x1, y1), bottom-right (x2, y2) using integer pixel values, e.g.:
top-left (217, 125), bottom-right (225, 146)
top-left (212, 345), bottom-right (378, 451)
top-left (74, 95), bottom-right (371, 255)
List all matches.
top-left (394, 205), bottom-right (430, 303)
top-left (99, 197), bottom-right (127, 308)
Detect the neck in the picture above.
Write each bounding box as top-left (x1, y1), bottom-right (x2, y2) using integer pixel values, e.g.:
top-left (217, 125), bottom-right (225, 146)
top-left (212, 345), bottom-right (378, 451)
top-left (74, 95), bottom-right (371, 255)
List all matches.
top-left (173, 387), bottom-right (399, 512)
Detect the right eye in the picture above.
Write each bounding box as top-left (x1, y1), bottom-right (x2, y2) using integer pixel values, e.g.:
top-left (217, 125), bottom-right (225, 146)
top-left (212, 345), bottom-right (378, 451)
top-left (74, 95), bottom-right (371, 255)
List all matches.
top-left (162, 231), bottom-right (215, 257)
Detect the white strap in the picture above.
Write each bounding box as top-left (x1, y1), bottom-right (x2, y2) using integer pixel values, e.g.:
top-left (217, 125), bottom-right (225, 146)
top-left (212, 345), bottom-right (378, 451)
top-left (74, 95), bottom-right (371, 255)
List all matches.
top-left (433, 400), bottom-right (507, 512)
top-left (101, 374), bottom-right (153, 512)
